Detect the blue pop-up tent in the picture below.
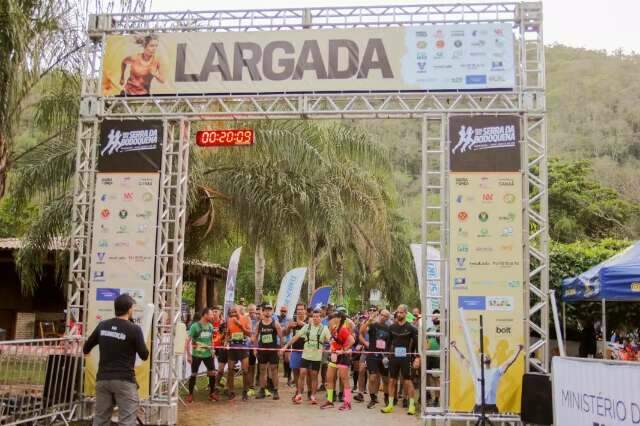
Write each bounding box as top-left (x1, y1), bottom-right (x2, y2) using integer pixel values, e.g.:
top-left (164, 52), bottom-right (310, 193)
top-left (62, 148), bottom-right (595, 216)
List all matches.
top-left (561, 241), bottom-right (640, 355)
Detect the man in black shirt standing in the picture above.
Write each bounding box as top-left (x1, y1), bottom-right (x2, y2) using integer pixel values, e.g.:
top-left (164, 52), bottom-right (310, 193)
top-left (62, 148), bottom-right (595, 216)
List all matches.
top-left (381, 304), bottom-right (418, 416)
top-left (83, 294), bottom-right (149, 426)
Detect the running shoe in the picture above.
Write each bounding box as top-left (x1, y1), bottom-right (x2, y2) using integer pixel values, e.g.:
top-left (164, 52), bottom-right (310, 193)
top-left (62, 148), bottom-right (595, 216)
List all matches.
top-left (318, 384), bottom-right (326, 392)
top-left (337, 392), bottom-right (344, 402)
top-left (402, 398), bottom-right (408, 408)
top-left (310, 395), bottom-right (318, 405)
top-left (208, 393), bottom-right (219, 402)
top-left (381, 404), bottom-right (395, 414)
top-left (272, 390), bottom-right (280, 400)
top-left (354, 393), bottom-right (364, 403)
top-left (228, 392), bottom-right (236, 401)
top-left (255, 389), bottom-right (266, 400)
top-left (338, 402), bottom-right (352, 411)
top-left (242, 391), bottom-right (249, 401)
top-left (366, 399), bottom-right (377, 409)
top-left (185, 394), bottom-right (193, 404)
top-left (407, 404), bottom-right (416, 416)
top-left (293, 394), bottom-right (303, 404)
top-left (265, 388), bottom-right (272, 398)
top-left (247, 388), bottom-right (256, 397)
top-left (320, 401), bottom-right (334, 409)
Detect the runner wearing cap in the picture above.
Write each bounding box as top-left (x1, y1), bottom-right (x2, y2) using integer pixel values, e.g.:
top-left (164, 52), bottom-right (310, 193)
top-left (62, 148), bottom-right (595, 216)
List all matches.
top-left (225, 305), bottom-right (252, 400)
top-left (321, 312), bottom-right (355, 411)
top-left (254, 303), bottom-right (282, 400)
top-left (360, 308), bottom-right (391, 408)
top-left (186, 307), bottom-right (217, 403)
top-left (246, 304), bottom-right (259, 397)
top-left (283, 307), bottom-right (330, 404)
top-left (276, 305), bottom-right (292, 386)
top-left (287, 304), bottom-right (307, 402)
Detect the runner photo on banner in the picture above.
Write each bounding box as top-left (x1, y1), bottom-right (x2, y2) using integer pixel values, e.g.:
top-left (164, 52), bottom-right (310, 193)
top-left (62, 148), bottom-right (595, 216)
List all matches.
top-left (447, 114), bottom-right (525, 414)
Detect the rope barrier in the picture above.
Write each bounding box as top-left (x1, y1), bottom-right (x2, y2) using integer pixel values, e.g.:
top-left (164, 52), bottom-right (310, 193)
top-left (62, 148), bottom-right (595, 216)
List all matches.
top-left (197, 344), bottom-right (421, 357)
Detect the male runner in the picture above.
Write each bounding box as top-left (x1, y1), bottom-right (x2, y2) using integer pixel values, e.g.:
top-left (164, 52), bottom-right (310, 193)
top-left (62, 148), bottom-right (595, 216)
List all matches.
top-left (211, 306), bottom-right (227, 391)
top-left (321, 312), bottom-right (355, 411)
top-left (360, 308), bottom-right (391, 408)
top-left (254, 303), bottom-right (282, 400)
top-left (247, 303), bottom-right (259, 396)
top-left (287, 303), bottom-right (307, 401)
top-left (186, 307), bottom-right (217, 403)
top-left (451, 341), bottom-right (523, 413)
top-left (319, 306), bottom-right (330, 392)
top-left (226, 305), bottom-right (252, 400)
top-left (276, 306), bottom-right (291, 386)
top-left (283, 307), bottom-right (330, 404)
top-left (381, 304), bottom-right (418, 415)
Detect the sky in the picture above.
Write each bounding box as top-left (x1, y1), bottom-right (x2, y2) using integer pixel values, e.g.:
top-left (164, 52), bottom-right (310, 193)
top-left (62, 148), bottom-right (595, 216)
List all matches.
top-left (148, 0), bottom-right (639, 53)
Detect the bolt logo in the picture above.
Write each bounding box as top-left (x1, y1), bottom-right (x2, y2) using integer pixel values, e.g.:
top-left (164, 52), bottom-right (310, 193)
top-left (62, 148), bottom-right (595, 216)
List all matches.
top-left (100, 208), bottom-right (110, 219)
top-left (478, 211), bottom-right (489, 222)
top-left (496, 326), bottom-right (511, 334)
top-left (458, 211), bottom-right (469, 222)
top-left (504, 193), bottom-right (516, 204)
top-left (481, 193), bottom-right (494, 202)
top-left (118, 209), bottom-right (128, 219)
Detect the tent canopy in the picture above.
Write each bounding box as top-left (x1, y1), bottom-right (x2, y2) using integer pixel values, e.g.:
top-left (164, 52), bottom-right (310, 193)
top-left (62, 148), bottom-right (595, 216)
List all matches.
top-left (562, 241), bottom-right (640, 302)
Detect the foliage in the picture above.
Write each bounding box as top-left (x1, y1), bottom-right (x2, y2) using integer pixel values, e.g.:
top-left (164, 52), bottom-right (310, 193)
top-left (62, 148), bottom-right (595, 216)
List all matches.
top-left (548, 158), bottom-right (639, 243)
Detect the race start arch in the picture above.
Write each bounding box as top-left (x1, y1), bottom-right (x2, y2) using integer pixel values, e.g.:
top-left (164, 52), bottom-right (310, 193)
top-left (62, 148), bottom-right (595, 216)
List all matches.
top-left (68, 2), bottom-right (547, 424)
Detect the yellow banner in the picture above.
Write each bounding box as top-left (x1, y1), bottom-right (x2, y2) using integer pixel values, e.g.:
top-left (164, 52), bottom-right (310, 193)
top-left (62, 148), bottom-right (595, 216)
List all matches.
top-left (448, 172), bottom-right (525, 414)
top-left (100, 24), bottom-right (516, 96)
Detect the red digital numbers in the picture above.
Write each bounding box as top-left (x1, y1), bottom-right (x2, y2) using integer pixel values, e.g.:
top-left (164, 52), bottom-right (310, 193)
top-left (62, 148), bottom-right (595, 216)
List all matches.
top-left (195, 129), bottom-right (254, 147)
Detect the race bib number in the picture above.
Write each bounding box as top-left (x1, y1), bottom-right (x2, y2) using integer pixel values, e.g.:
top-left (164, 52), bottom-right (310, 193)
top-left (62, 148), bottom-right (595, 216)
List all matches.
top-left (261, 334), bottom-right (273, 344)
top-left (330, 353), bottom-right (338, 363)
top-left (375, 339), bottom-right (386, 350)
top-left (394, 347), bottom-right (407, 358)
top-left (231, 332), bottom-right (244, 341)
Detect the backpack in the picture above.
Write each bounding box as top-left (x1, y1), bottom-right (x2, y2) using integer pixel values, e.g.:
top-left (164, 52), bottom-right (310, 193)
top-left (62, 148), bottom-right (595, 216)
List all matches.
top-left (305, 324), bottom-right (326, 349)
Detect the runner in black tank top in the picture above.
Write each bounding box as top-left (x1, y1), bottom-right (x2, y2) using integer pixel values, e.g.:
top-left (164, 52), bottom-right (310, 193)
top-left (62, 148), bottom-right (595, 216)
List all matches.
top-left (254, 304), bottom-right (282, 400)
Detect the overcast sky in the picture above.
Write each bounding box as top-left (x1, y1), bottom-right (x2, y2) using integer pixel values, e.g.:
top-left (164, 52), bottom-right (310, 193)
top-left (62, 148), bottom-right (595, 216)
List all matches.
top-left (148, 0), bottom-right (638, 53)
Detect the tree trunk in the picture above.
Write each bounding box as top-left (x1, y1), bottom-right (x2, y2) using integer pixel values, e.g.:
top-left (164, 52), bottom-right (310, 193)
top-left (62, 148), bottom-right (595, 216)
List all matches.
top-left (0, 133), bottom-right (8, 198)
top-left (195, 275), bottom-right (207, 314)
top-left (307, 254), bottom-right (317, 302)
top-left (254, 239), bottom-right (265, 304)
top-left (336, 251), bottom-right (344, 305)
top-left (206, 277), bottom-right (215, 308)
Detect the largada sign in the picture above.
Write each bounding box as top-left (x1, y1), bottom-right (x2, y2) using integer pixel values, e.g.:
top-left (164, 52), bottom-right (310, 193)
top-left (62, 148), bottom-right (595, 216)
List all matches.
top-left (101, 23), bottom-right (515, 96)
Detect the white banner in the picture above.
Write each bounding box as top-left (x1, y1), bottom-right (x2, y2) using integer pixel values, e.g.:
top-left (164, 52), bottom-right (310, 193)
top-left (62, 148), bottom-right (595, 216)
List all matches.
top-left (275, 267), bottom-right (307, 320)
top-left (553, 357), bottom-right (640, 426)
top-left (410, 243), bottom-right (441, 319)
top-left (223, 247), bottom-right (242, 320)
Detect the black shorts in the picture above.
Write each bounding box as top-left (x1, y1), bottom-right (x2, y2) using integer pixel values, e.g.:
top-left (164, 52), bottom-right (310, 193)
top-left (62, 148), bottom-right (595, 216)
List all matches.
top-left (388, 357), bottom-right (411, 379)
top-left (216, 348), bottom-right (228, 364)
top-left (329, 353), bottom-right (351, 367)
top-left (191, 356), bottom-right (215, 375)
top-left (300, 358), bottom-right (321, 371)
top-left (257, 349), bottom-right (279, 365)
top-left (228, 345), bottom-right (249, 362)
top-left (366, 357), bottom-right (388, 376)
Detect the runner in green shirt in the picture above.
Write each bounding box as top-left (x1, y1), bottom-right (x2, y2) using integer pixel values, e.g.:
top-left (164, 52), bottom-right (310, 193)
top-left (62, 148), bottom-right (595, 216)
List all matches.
top-left (186, 307), bottom-right (217, 403)
top-left (283, 308), bottom-right (330, 404)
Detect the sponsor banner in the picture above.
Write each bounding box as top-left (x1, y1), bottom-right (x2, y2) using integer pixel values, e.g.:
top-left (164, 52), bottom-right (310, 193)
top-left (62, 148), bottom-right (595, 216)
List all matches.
top-left (85, 173), bottom-right (160, 398)
top-left (310, 286), bottom-right (332, 310)
top-left (449, 115), bottom-right (521, 172)
top-left (553, 357), bottom-right (640, 426)
top-left (222, 247), bottom-right (243, 320)
top-left (410, 244), bottom-right (441, 326)
top-left (275, 267), bottom-right (307, 320)
top-left (448, 172), bottom-right (524, 413)
top-left (98, 120), bottom-right (163, 173)
top-left (101, 23), bottom-right (515, 96)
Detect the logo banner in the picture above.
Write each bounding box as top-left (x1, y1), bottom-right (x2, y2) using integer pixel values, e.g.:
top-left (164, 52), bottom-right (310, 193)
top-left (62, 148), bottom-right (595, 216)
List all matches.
top-left (449, 115), bottom-right (521, 172)
top-left (85, 173), bottom-right (161, 397)
top-left (553, 357), bottom-right (640, 426)
top-left (275, 267), bottom-right (307, 320)
top-left (448, 172), bottom-right (525, 413)
top-left (410, 244), bottom-right (441, 326)
top-left (309, 286), bottom-right (332, 310)
top-left (101, 23), bottom-right (515, 96)
top-left (223, 247), bottom-right (242, 320)
top-left (98, 120), bottom-right (163, 173)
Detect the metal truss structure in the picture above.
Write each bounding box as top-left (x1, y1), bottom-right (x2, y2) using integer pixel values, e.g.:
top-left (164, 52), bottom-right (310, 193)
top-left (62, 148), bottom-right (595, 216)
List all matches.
top-left (68, 2), bottom-right (547, 424)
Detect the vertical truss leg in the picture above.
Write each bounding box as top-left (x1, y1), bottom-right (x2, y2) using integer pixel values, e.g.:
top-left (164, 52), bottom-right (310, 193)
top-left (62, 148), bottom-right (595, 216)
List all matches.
top-left (421, 114), bottom-right (448, 422)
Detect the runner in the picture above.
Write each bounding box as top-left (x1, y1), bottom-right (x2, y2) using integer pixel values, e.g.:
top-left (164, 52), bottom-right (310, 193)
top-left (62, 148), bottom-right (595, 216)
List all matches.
top-left (276, 306), bottom-right (291, 386)
top-left (283, 307), bottom-right (330, 405)
top-left (226, 305), bottom-right (252, 401)
top-left (287, 303), bottom-right (307, 402)
top-left (321, 312), bottom-right (355, 411)
top-left (361, 308), bottom-right (391, 409)
top-left (381, 304), bottom-right (418, 415)
top-left (247, 303), bottom-right (259, 397)
top-left (319, 305), bottom-right (330, 392)
top-left (211, 306), bottom-right (227, 392)
top-left (253, 303), bottom-right (282, 400)
top-left (186, 307), bottom-right (217, 403)
top-left (354, 308), bottom-right (375, 403)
